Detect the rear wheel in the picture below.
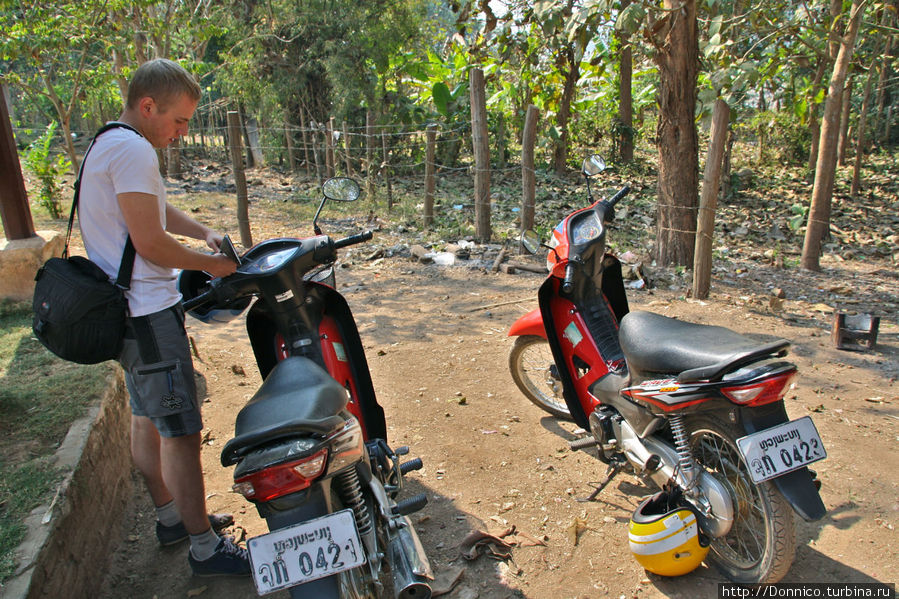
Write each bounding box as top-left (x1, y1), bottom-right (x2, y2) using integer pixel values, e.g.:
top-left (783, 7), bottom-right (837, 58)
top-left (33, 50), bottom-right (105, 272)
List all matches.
top-left (509, 335), bottom-right (571, 420)
top-left (687, 414), bottom-right (796, 584)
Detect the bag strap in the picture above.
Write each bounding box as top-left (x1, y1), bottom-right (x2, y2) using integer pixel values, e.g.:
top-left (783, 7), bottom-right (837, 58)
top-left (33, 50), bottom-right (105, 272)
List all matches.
top-left (66, 122), bottom-right (142, 290)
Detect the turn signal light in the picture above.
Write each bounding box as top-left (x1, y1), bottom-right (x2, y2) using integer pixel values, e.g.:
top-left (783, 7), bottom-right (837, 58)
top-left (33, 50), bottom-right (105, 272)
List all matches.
top-left (721, 371), bottom-right (796, 407)
top-left (233, 448), bottom-right (328, 502)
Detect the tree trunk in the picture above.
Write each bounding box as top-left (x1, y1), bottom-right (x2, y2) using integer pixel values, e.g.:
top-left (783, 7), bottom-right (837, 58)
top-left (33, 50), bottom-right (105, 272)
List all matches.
top-left (617, 0), bottom-right (634, 163)
top-left (470, 68), bottom-right (492, 242)
top-left (801, 0), bottom-right (865, 271)
top-left (653, 0), bottom-right (699, 267)
top-left (552, 47), bottom-right (579, 176)
top-left (693, 100), bottom-right (730, 300)
top-left (851, 70), bottom-right (875, 199)
top-left (837, 75), bottom-right (854, 166)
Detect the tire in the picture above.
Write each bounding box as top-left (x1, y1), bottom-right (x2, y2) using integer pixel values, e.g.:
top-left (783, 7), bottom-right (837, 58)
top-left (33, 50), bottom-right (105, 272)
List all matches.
top-left (686, 414), bottom-right (796, 584)
top-left (509, 335), bottom-right (572, 420)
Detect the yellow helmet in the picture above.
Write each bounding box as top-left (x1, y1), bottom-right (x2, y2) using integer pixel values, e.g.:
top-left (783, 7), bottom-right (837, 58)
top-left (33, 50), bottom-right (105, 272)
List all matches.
top-left (628, 491), bottom-right (710, 577)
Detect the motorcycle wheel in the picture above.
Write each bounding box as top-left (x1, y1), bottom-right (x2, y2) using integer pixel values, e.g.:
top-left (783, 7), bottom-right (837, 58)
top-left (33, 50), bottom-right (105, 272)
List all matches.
top-left (687, 414), bottom-right (796, 584)
top-left (509, 335), bottom-right (572, 420)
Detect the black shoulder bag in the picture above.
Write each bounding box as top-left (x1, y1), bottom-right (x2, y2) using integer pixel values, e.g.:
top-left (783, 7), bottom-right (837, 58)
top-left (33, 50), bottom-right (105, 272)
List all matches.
top-left (32, 123), bottom-right (141, 364)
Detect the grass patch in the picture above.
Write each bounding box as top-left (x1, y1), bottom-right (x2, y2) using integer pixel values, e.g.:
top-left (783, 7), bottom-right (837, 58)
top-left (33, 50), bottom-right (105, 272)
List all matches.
top-left (0, 299), bottom-right (113, 583)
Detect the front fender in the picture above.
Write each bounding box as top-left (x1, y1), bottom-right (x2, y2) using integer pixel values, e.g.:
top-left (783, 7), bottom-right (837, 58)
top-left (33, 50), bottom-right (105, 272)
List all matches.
top-left (508, 308), bottom-right (546, 338)
top-left (741, 403), bottom-right (826, 521)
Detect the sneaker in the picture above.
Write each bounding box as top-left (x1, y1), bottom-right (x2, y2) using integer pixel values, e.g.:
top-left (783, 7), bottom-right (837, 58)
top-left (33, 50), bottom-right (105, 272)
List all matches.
top-left (156, 513), bottom-right (235, 546)
top-left (188, 536), bottom-right (252, 578)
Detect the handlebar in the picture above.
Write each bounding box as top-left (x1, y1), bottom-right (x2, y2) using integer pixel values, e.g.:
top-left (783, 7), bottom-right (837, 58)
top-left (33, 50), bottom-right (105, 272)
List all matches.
top-left (605, 185), bottom-right (630, 208)
top-left (333, 230), bottom-right (373, 249)
top-left (562, 262), bottom-right (576, 294)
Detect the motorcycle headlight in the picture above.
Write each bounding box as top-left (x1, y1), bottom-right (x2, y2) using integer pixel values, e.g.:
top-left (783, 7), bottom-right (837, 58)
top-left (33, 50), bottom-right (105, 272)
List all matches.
top-left (570, 212), bottom-right (603, 245)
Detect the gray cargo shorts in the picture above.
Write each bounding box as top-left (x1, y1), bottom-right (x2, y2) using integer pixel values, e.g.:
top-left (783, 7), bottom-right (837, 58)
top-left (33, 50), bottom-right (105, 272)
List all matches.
top-left (119, 304), bottom-right (202, 438)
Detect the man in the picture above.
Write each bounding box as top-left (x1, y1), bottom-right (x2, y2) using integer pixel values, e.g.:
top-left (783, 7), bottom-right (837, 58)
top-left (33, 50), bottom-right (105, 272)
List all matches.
top-left (78, 58), bottom-right (249, 577)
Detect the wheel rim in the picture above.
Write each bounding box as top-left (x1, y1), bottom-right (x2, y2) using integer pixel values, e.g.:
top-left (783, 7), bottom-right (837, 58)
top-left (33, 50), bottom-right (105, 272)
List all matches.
top-left (691, 428), bottom-right (769, 570)
top-left (515, 340), bottom-right (569, 416)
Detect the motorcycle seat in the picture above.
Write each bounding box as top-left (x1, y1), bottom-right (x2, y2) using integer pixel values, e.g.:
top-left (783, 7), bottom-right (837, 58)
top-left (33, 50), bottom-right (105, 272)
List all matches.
top-left (618, 310), bottom-right (789, 383)
top-left (221, 356), bottom-right (348, 465)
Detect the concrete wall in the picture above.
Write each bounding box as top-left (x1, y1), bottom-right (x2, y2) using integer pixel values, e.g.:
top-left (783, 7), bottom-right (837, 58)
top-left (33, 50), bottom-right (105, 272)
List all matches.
top-left (0, 370), bottom-right (131, 599)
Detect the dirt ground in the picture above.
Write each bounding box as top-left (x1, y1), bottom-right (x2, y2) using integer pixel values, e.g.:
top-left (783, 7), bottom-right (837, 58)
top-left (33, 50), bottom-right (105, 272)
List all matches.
top-left (95, 195), bottom-right (899, 599)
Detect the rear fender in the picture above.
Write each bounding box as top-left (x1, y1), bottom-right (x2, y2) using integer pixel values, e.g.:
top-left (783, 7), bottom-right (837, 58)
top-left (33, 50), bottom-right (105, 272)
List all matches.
top-left (740, 403), bottom-right (826, 521)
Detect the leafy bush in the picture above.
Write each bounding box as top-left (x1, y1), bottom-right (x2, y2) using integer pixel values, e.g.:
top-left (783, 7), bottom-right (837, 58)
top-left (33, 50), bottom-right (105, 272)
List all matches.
top-left (23, 122), bottom-right (70, 219)
top-left (735, 110), bottom-right (811, 165)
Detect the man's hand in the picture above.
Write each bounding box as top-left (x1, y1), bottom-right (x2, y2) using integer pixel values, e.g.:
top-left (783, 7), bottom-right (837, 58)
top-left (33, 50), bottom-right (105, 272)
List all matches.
top-left (205, 231), bottom-right (224, 252)
top-left (205, 254), bottom-right (238, 278)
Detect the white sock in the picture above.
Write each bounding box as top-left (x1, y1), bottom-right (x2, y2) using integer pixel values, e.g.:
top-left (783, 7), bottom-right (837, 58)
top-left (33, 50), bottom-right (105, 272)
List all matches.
top-left (155, 500), bottom-right (181, 527)
top-left (189, 528), bottom-right (221, 561)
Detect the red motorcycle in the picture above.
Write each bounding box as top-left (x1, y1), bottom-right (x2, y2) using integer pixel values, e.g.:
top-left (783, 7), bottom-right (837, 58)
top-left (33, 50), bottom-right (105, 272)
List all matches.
top-left (181, 178), bottom-right (432, 598)
top-left (508, 156), bottom-right (826, 583)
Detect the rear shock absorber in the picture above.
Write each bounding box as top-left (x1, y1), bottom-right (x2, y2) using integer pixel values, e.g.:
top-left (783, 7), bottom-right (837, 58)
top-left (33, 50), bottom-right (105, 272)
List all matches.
top-left (669, 414), bottom-right (697, 487)
top-left (336, 469), bottom-right (373, 536)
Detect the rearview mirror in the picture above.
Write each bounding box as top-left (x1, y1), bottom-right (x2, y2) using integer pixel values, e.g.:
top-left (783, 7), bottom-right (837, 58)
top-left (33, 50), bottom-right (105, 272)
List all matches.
top-left (582, 154), bottom-right (606, 177)
top-left (322, 177), bottom-right (360, 202)
top-left (520, 229), bottom-right (541, 255)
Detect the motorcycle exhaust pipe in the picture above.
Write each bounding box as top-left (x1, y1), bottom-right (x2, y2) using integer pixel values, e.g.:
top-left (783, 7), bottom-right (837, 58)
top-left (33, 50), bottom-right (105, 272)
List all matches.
top-left (387, 516), bottom-right (433, 599)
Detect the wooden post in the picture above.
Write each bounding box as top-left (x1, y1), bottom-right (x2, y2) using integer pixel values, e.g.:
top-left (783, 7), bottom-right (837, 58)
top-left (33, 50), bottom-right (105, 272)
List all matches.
top-left (244, 115), bottom-right (264, 167)
top-left (285, 118), bottom-right (296, 172)
top-left (424, 124), bottom-right (437, 228)
top-left (520, 105), bottom-right (539, 233)
top-left (0, 88), bottom-right (35, 240)
top-left (692, 99), bottom-right (730, 300)
top-left (365, 111), bottom-right (375, 199)
top-left (325, 117), bottom-right (335, 178)
top-left (300, 111), bottom-right (311, 176)
top-left (342, 121), bottom-right (353, 177)
top-left (227, 111), bottom-right (253, 248)
top-left (469, 67), bottom-right (491, 242)
top-left (167, 138), bottom-right (182, 179)
top-left (311, 123), bottom-right (324, 185)
top-left (381, 130), bottom-right (393, 210)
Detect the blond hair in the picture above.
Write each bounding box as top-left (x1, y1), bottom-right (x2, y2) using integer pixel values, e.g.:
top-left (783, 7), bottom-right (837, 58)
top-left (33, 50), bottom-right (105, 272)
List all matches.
top-left (127, 59), bottom-right (201, 110)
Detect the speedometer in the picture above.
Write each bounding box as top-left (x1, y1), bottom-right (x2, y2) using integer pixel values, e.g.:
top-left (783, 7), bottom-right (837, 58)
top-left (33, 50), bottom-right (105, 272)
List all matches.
top-left (570, 212), bottom-right (603, 245)
top-left (249, 248), bottom-right (297, 273)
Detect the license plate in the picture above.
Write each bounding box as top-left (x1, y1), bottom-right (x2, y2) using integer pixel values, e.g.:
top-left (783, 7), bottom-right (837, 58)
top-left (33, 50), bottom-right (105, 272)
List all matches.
top-left (247, 509), bottom-right (365, 595)
top-left (737, 416), bottom-right (826, 483)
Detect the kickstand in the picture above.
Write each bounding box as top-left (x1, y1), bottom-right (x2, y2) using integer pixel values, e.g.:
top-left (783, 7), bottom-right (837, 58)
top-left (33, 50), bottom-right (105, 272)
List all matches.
top-left (577, 460), bottom-right (624, 502)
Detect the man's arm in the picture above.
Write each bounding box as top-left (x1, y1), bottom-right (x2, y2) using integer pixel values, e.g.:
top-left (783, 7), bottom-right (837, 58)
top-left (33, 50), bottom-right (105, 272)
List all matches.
top-left (118, 192), bottom-right (236, 278)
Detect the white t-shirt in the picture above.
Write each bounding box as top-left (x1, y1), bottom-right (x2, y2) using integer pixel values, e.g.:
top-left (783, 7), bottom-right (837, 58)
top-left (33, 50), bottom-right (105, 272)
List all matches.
top-left (78, 124), bottom-right (181, 317)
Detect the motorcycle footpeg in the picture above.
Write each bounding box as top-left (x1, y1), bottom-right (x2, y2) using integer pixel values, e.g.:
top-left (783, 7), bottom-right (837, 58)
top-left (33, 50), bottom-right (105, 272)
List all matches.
top-left (569, 436), bottom-right (598, 451)
top-left (400, 458), bottom-right (424, 475)
top-left (392, 493), bottom-right (428, 516)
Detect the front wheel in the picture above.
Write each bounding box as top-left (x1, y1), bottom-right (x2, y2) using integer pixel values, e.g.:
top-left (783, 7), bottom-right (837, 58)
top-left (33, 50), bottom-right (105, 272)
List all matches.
top-left (509, 335), bottom-right (571, 420)
top-left (687, 414), bottom-right (796, 584)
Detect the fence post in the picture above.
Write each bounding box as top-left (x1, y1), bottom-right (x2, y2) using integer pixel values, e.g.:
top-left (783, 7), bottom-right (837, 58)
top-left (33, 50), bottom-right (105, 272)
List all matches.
top-left (285, 117), bottom-right (296, 172)
top-left (227, 111), bottom-right (253, 248)
top-left (342, 121), bottom-right (353, 177)
top-left (311, 122), bottom-right (324, 185)
top-left (325, 117), bottom-right (335, 178)
top-left (469, 67), bottom-right (491, 242)
top-left (300, 111), bottom-right (311, 176)
top-left (167, 138), bottom-right (182, 179)
top-left (424, 124), bottom-right (437, 228)
top-left (366, 111), bottom-right (375, 199)
top-left (521, 105), bottom-right (539, 234)
top-left (692, 99), bottom-right (730, 300)
top-left (381, 130), bottom-right (393, 210)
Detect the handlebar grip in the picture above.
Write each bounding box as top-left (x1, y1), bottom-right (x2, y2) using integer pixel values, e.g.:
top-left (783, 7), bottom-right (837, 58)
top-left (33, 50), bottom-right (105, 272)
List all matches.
top-left (333, 230), bottom-right (373, 249)
top-left (606, 185), bottom-right (631, 208)
top-left (562, 262), bottom-right (576, 294)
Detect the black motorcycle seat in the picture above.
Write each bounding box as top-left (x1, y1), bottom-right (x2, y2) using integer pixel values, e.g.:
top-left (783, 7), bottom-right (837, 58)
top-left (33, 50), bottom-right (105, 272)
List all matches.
top-left (221, 356), bottom-right (348, 465)
top-left (618, 310), bottom-right (789, 383)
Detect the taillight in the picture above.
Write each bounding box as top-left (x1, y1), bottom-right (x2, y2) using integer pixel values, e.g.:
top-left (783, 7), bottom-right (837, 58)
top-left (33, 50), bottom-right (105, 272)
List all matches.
top-left (721, 371), bottom-right (796, 407)
top-left (233, 448), bottom-right (328, 502)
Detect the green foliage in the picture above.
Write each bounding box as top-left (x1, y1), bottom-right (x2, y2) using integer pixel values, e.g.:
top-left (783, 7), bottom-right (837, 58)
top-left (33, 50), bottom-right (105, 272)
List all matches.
top-left (735, 110), bottom-right (811, 166)
top-left (23, 122), bottom-right (70, 219)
